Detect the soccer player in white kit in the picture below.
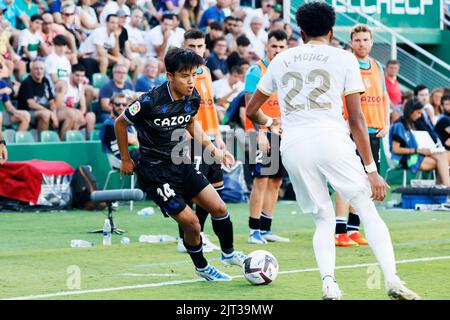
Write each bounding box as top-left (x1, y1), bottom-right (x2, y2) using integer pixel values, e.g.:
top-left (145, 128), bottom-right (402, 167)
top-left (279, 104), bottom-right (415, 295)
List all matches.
top-left (246, 2), bottom-right (420, 300)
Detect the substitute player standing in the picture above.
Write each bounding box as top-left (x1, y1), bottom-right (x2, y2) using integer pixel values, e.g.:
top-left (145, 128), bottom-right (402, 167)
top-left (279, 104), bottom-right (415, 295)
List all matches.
top-left (335, 23), bottom-right (391, 247)
top-left (246, 2), bottom-right (419, 300)
top-left (175, 29), bottom-right (228, 253)
top-left (116, 48), bottom-right (246, 281)
top-left (244, 29), bottom-right (290, 244)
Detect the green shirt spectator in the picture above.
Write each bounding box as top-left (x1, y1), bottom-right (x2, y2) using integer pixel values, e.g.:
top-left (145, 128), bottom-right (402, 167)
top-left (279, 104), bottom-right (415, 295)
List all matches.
top-left (15, 0), bottom-right (39, 29)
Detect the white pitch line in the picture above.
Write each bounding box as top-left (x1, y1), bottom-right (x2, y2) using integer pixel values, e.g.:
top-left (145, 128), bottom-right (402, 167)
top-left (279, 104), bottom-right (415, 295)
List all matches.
top-left (4, 255), bottom-right (450, 300)
top-left (118, 273), bottom-right (180, 277)
top-left (394, 239), bottom-right (450, 246)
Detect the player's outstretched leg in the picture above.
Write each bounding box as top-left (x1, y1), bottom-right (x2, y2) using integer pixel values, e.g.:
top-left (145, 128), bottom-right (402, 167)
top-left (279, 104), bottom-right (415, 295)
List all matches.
top-left (177, 202), bottom-right (216, 254)
top-left (350, 194), bottom-right (421, 300)
top-left (312, 199), bottom-right (343, 300)
top-left (197, 186), bottom-right (221, 252)
top-left (172, 207), bottom-right (231, 281)
top-left (193, 184), bottom-right (247, 267)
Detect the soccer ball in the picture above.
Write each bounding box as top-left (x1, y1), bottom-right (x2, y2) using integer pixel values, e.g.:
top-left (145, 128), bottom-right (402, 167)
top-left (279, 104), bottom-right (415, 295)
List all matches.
top-left (243, 250), bottom-right (279, 285)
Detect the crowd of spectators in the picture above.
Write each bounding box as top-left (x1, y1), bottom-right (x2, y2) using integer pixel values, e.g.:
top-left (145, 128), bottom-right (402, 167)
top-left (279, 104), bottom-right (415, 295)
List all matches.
top-left (1, 0), bottom-right (293, 141)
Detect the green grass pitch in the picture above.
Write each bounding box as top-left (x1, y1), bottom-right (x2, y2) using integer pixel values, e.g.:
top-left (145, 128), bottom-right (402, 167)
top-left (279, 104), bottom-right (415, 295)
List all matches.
top-left (1, 200), bottom-right (449, 300)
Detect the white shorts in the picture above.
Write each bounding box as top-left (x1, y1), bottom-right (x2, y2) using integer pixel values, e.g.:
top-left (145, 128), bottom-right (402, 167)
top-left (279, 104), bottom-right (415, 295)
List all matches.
top-left (281, 129), bottom-right (371, 214)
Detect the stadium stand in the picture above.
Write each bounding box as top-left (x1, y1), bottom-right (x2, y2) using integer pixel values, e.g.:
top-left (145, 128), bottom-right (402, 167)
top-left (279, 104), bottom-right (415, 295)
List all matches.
top-left (0, 0), bottom-right (449, 191)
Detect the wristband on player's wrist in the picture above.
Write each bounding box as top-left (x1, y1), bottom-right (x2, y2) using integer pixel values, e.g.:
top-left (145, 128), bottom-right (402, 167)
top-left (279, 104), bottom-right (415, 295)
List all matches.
top-left (364, 162), bottom-right (377, 174)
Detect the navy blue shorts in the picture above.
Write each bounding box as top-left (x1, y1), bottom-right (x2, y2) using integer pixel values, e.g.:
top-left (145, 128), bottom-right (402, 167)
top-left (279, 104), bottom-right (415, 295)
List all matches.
top-left (136, 159), bottom-right (210, 217)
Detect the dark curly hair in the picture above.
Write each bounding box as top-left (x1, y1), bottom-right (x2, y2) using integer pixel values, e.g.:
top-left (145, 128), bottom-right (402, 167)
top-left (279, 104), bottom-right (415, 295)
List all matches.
top-left (295, 2), bottom-right (335, 37)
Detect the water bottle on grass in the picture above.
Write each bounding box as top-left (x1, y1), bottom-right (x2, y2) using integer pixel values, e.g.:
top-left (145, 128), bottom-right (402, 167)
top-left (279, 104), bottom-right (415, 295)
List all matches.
top-left (70, 240), bottom-right (94, 248)
top-left (103, 219), bottom-right (112, 246)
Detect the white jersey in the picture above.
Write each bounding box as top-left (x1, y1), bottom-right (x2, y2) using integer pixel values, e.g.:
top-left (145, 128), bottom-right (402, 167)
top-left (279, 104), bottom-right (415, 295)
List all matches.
top-left (63, 79), bottom-right (82, 109)
top-left (45, 53), bottom-right (71, 82)
top-left (257, 41), bottom-right (365, 152)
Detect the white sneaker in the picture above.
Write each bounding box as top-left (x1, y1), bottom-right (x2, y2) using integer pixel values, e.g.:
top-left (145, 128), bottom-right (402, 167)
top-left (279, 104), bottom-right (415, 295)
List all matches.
top-left (177, 238), bottom-right (213, 253)
top-left (201, 232), bottom-right (220, 251)
top-left (248, 230), bottom-right (268, 244)
top-left (195, 265), bottom-right (232, 281)
top-left (221, 251), bottom-right (247, 267)
top-left (386, 281), bottom-right (421, 300)
top-left (177, 238), bottom-right (187, 253)
top-left (261, 231), bottom-right (290, 243)
top-left (322, 276), bottom-right (343, 300)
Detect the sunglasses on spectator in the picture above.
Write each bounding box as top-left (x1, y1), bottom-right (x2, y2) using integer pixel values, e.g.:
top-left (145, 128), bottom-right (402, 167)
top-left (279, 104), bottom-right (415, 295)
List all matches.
top-left (63, 12), bottom-right (75, 16)
top-left (265, 4), bottom-right (274, 7)
top-left (113, 102), bottom-right (127, 107)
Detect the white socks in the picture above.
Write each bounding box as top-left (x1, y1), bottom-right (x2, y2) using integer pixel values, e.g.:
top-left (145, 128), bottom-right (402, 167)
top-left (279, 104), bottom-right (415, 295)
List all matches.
top-left (312, 200), bottom-right (336, 280)
top-left (350, 194), bottom-right (399, 284)
top-left (311, 195), bottom-right (399, 285)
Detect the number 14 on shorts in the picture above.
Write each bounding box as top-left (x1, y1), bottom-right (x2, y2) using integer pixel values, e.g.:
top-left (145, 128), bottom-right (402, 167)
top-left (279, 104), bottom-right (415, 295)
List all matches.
top-left (157, 183), bottom-right (176, 201)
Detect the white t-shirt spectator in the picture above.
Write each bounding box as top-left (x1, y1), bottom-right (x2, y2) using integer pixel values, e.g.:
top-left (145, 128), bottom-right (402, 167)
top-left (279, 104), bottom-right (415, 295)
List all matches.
top-left (79, 27), bottom-right (116, 57)
top-left (99, 1), bottom-right (131, 24)
top-left (172, 27), bottom-right (186, 48)
top-left (246, 29), bottom-right (267, 60)
top-left (126, 24), bottom-right (146, 58)
top-left (78, 5), bottom-right (99, 35)
top-left (45, 52), bottom-right (72, 82)
top-left (126, 25), bottom-right (145, 46)
top-left (212, 77), bottom-right (244, 103)
top-left (18, 29), bottom-right (44, 60)
top-left (243, 8), bottom-right (271, 31)
top-left (63, 79), bottom-right (82, 108)
top-left (144, 26), bottom-right (183, 58)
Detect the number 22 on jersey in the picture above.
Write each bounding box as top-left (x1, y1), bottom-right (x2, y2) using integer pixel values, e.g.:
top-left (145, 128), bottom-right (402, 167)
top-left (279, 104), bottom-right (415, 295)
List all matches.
top-left (281, 69), bottom-right (331, 113)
